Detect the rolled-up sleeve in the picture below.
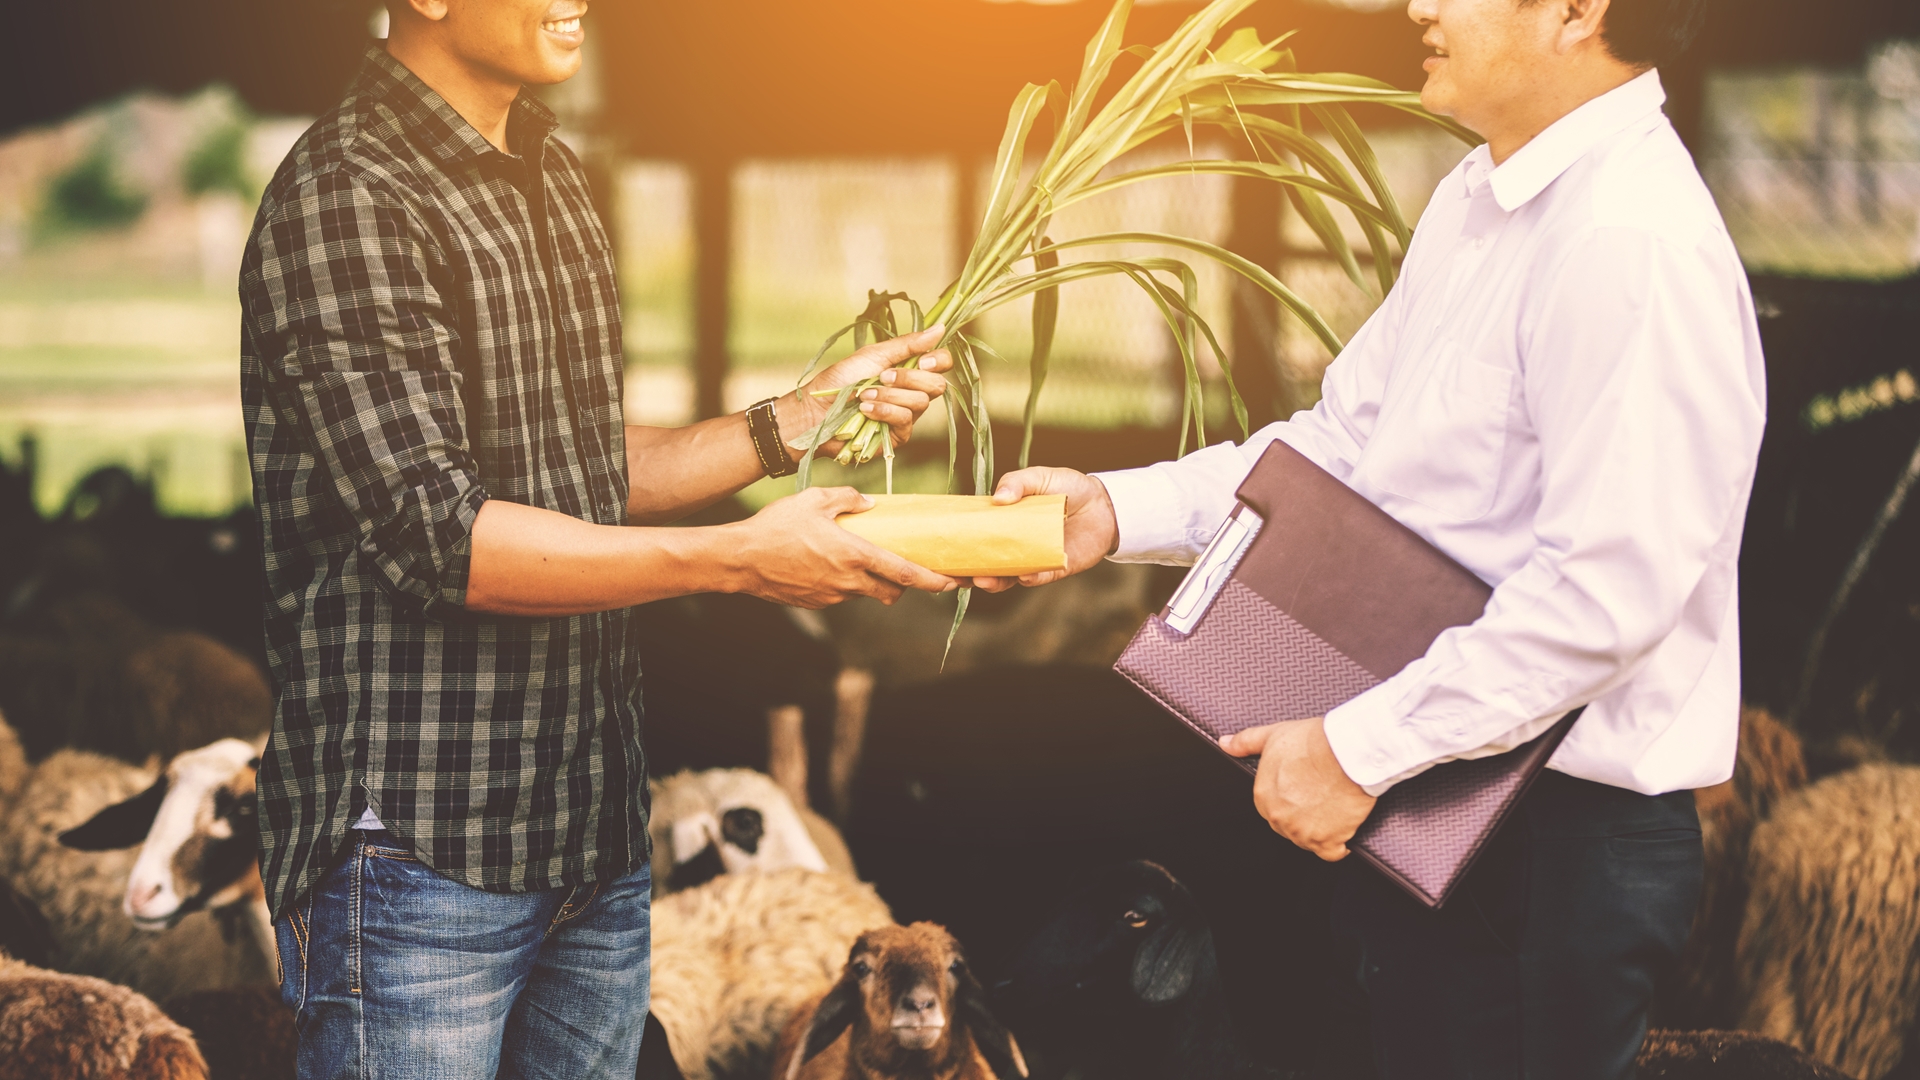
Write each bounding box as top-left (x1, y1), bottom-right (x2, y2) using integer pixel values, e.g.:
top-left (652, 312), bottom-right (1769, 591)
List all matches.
top-left (249, 166), bottom-right (488, 615)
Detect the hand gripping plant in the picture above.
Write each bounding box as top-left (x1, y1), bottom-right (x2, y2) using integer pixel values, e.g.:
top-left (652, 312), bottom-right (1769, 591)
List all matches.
top-left (791, 0), bottom-right (1476, 646)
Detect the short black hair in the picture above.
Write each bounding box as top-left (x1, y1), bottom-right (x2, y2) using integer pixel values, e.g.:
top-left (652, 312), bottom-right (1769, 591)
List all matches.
top-left (1524, 0), bottom-right (1708, 69)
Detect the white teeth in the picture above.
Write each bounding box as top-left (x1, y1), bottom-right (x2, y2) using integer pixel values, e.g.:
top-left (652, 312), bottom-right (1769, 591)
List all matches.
top-left (542, 17), bottom-right (580, 33)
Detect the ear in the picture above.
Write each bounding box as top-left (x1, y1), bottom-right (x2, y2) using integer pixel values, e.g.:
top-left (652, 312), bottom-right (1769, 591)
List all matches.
top-left (957, 969), bottom-right (1029, 1080)
top-left (785, 977), bottom-right (861, 1080)
top-left (1130, 916), bottom-right (1207, 1004)
top-left (59, 777), bottom-right (168, 851)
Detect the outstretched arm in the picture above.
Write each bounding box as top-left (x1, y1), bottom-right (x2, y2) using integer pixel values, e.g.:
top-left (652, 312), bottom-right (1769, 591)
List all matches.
top-left (622, 328), bottom-right (953, 525)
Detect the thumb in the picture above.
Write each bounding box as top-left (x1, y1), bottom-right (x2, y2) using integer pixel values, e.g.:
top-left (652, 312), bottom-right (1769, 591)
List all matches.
top-left (992, 468), bottom-right (1054, 506)
top-left (1220, 724), bottom-right (1275, 758)
top-left (873, 324), bottom-right (947, 365)
top-left (813, 486), bottom-right (875, 516)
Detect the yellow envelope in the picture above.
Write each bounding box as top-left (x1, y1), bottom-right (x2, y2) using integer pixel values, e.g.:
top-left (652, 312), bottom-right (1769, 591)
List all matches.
top-left (836, 494), bottom-right (1068, 578)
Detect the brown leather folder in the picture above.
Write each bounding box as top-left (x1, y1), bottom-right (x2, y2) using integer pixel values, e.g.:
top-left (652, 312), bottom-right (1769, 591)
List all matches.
top-left (1114, 440), bottom-right (1580, 909)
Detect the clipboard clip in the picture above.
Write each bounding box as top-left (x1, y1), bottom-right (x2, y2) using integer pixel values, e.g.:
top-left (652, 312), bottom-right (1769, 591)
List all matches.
top-left (1163, 503), bottom-right (1264, 636)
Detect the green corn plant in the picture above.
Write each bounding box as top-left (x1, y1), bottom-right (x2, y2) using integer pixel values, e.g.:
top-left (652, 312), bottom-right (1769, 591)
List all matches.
top-left (790, 0), bottom-right (1478, 656)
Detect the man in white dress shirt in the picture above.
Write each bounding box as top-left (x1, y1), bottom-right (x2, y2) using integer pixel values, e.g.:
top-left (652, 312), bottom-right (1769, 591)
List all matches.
top-left (977, 0), bottom-right (1765, 1075)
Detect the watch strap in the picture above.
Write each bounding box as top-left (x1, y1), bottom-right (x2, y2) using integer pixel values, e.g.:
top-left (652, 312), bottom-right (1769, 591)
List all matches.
top-left (747, 397), bottom-right (799, 479)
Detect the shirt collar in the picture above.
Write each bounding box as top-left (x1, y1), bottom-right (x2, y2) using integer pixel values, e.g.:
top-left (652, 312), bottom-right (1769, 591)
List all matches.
top-left (1483, 68), bottom-right (1667, 213)
top-left (350, 46), bottom-right (560, 169)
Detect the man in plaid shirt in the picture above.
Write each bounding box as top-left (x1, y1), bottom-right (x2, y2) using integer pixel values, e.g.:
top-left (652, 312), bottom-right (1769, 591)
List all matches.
top-left (242, 2), bottom-right (955, 1075)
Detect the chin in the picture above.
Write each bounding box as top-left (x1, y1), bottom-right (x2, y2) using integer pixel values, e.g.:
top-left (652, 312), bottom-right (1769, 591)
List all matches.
top-left (1419, 79), bottom-right (1455, 119)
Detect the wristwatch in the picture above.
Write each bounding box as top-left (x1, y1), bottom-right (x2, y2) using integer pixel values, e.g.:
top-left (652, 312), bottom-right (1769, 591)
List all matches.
top-left (747, 397), bottom-right (799, 479)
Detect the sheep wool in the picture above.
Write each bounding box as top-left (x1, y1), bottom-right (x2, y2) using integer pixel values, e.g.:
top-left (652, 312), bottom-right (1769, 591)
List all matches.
top-left (1736, 764), bottom-right (1920, 1080)
top-left (0, 749), bottom-right (271, 1002)
top-left (650, 868), bottom-right (893, 1080)
top-left (0, 711), bottom-right (26, 805)
top-left (0, 954), bottom-right (209, 1080)
top-left (1665, 707), bottom-right (1808, 1029)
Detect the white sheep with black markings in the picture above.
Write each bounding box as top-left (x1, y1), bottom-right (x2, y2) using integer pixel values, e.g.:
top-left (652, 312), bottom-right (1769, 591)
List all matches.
top-left (0, 740), bottom-right (271, 1002)
top-left (58, 736), bottom-right (276, 969)
top-left (649, 769), bottom-right (855, 894)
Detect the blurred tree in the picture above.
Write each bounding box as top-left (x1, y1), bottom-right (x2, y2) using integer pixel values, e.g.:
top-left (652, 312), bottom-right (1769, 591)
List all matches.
top-left (39, 142), bottom-right (146, 234)
top-left (183, 118), bottom-right (255, 200)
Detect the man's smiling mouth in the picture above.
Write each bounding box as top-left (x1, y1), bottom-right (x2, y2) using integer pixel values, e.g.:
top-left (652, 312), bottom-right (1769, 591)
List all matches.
top-left (542, 17), bottom-right (581, 34)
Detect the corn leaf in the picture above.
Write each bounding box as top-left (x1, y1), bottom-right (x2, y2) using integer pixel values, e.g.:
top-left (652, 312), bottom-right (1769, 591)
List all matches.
top-left (1021, 242), bottom-right (1061, 470)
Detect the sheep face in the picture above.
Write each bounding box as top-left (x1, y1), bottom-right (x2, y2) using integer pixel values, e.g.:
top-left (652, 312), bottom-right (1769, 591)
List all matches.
top-left (996, 861), bottom-right (1215, 1033)
top-left (651, 769), bottom-right (829, 892)
top-left (788, 923), bottom-right (1027, 1080)
top-left (59, 737), bottom-right (263, 929)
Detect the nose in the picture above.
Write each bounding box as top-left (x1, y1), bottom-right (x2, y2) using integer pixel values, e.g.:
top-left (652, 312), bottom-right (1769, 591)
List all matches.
top-left (902, 988), bottom-right (939, 1015)
top-left (125, 878), bottom-right (170, 919)
top-left (1407, 0), bottom-right (1437, 26)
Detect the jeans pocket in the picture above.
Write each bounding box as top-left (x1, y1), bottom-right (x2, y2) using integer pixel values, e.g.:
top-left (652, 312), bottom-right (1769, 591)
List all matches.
top-left (275, 904), bottom-right (310, 1013)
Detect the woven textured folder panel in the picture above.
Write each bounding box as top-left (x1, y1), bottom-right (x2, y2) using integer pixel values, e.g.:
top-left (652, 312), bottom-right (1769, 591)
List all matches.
top-left (1116, 578), bottom-right (1377, 742)
top-left (1352, 752), bottom-right (1539, 905)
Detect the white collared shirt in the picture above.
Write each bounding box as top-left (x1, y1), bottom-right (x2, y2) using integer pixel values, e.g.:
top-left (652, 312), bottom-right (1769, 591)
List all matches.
top-left (1096, 71), bottom-right (1767, 797)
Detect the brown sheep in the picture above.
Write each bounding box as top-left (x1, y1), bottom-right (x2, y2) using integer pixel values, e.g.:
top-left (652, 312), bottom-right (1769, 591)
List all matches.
top-left (1661, 707), bottom-right (1808, 1029)
top-left (0, 953), bottom-right (209, 1080)
top-left (772, 923), bottom-right (1026, 1080)
top-left (650, 868), bottom-right (894, 1080)
top-left (1735, 764), bottom-right (1920, 1080)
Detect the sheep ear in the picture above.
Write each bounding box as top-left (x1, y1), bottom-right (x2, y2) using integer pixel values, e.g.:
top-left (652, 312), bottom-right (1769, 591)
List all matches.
top-left (59, 777), bottom-right (169, 851)
top-left (1130, 917), bottom-right (1205, 1004)
top-left (786, 977), bottom-right (859, 1080)
top-left (957, 971), bottom-right (1029, 1079)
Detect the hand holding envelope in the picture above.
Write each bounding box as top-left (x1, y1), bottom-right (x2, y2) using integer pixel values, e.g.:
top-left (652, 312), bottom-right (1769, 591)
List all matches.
top-left (834, 494), bottom-right (1068, 579)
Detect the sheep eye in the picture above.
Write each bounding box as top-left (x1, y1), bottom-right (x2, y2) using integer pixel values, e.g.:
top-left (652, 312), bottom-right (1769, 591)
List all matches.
top-left (1123, 910), bottom-right (1151, 929)
top-left (851, 959), bottom-right (872, 978)
top-left (948, 959), bottom-right (964, 975)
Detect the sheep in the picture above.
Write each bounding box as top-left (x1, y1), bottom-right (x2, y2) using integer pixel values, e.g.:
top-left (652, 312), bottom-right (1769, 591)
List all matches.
top-left (772, 922), bottom-right (1027, 1080)
top-left (0, 593), bottom-right (269, 767)
top-left (0, 709), bottom-right (26, 805)
top-left (1660, 707), bottom-right (1808, 1030)
top-left (0, 745), bottom-right (272, 1002)
top-left (1735, 763), bottom-right (1920, 1080)
top-left (992, 860), bottom-right (1277, 1080)
top-left (0, 952), bottom-right (209, 1080)
top-left (650, 769), bottom-right (855, 894)
top-left (1635, 1029), bottom-right (1854, 1079)
top-left (0, 880), bottom-right (55, 970)
top-left (999, 860), bottom-right (1853, 1080)
top-left (59, 736), bottom-right (275, 968)
top-left (649, 868), bottom-right (895, 1080)
top-left (161, 986), bottom-right (294, 1080)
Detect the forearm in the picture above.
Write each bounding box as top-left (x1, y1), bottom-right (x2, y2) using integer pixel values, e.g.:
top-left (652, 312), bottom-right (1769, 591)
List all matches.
top-left (622, 410), bottom-right (770, 525)
top-left (466, 499), bottom-right (746, 615)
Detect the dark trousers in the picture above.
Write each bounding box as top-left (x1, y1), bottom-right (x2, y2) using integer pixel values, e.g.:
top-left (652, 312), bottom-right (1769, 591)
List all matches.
top-left (1334, 770), bottom-right (1702, 1080)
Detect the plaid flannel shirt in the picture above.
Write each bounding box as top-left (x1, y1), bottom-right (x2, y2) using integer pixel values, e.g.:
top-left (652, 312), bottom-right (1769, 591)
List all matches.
top-left (242, 47), bottom-right (647, 918)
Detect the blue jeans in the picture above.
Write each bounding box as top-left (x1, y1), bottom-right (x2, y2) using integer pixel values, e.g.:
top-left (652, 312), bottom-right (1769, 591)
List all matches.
top-left (275, 829), bottom-right (651, 1080)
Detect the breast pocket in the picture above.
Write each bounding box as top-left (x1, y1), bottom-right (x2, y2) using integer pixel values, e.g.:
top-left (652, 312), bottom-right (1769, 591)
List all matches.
top-left (1362, 343), bottom-right (1514, 522)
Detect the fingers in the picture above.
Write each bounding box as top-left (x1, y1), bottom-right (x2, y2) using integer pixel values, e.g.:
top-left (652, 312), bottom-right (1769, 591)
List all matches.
top-left (865, 547), bottom-right (959, 595)
top-left (971, 576), bottom-right (1016, 592)
top-left (857, 386), bottom-right (932, 430)
top-left (880, 365), bottom-right (947, 397)
top-left (1220, 723), bottom-right (1277, 758)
